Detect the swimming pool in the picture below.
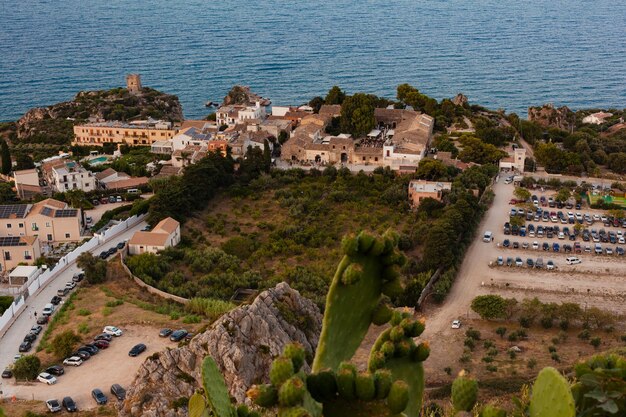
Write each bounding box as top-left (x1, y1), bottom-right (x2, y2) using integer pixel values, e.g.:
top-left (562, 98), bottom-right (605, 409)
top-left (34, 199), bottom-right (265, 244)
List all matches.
top-left (89, 156), bottom-right (108, 165)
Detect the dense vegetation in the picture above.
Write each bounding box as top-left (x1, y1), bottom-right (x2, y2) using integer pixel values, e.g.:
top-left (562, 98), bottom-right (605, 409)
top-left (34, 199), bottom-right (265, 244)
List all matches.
top-left (129, 149), bottom-right (496, 308)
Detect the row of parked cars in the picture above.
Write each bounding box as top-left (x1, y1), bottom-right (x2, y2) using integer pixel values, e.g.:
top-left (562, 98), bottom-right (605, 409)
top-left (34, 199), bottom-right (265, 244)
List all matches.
top-left (496, 256), bottom-right (557, 269)
top-left (159, 328), bottom-right (190, 342)
top-left (99, 240), bottom-right (127, 259)
top-left (502, 238), bottom-right (626, 256)
top-left (510, 205), bottom-right (626, 228)
top-left (45, 384), bottom-right (127, 412)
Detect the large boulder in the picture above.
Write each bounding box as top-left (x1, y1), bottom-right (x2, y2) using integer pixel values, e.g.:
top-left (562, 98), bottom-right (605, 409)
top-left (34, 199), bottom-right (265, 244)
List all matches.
top-left (119, 282), bottom-right (322, 417)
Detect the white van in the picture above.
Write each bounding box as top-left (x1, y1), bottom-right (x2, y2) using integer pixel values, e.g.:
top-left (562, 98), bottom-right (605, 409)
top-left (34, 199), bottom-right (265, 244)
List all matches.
top-left (483, 231), bottom-right (493, 243)
top-left (126, 188), bottom-right (139, 194)
top-left (566, 256), bottom-right (581, 265)
top-left (42, 303), bottom-right (55, 316)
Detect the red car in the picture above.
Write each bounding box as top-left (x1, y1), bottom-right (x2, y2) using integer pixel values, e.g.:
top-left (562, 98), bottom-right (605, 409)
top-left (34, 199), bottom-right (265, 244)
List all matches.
top-left (93, 340), bottom-right (110, 349)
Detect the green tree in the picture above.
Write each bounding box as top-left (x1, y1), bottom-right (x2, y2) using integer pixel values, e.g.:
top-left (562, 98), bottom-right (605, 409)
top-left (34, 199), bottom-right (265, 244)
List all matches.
top-left (0, 140), bottom-right (11, 175)
top-left (513, 187), bottom-right (531, 201)
top-left (0, 182), bottom-right (15, 204)
top-left (277, 130), bottom-right (289, 145)
top-left (325, 86), bottom-right (346, 105)
top-left (339, 93), bottom-right (376, 137)
top-left (77, 252), bottom-right (107, 284)
top-left (51, 330), bottom-right (81, 359)
top-left (415, 159), bottom-right (448, 181)
top-left (471, 295), bottom-right (508, 320)
top-left (555, 188), bottom-right (571, 202)
top-left (308, 96), bottom-right (325, 113)
top-left (12, 355), bottom-right (40, 380)
top-left (457, 136), bottom-right (507, 165)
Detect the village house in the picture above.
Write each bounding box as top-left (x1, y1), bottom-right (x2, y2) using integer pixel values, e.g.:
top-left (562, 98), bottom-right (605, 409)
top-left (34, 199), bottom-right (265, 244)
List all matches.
top-left (0, 236), bottom-right (41, 272)
top-left (41, 159), bottom-right (96, 193)
top-left (0, 199), bottom-right (82, 244)
top-left (13, 168), bottom-right (45, 199)
top-left (95, 168), bottom-right (148, 190)
top-left (377, 109), bottom-right (435, 170)
top-left (408, 180), bottom-right (452, 208)
top-left (128, 217), bottom-right (180, 255)
top-left (582, 112), bottom-right (613, 125)
top-left (216, 102), bottom-right (266, 127)
top-left (498, 146), bottom-right (526, 172)
top-left (72, 119), bottom-right (179, 147)
top-left (433, 151), bottom-right (476, 171)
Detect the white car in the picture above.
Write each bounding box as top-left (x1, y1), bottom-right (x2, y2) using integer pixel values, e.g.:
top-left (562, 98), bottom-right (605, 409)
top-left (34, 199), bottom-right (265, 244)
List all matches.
top-left (546, 261), bottom-right (556, 270)
top-left (13, 354), bottom-right (23, 362)
top-left (532, 241), bottom-right (539, 250)
top-left (103, 326), bottom-right (123, 336)
top-left (38, 372), bottom-right (57, 385)
top-left (566, 256), bottom-right (582, 265)
top-left (65, 281), bottom-right (76, 290)
top-left (46, 399), bottom-right (62, 412)
top-left (63, 356), bottom-right (83, 367)
top-left (483, 231), bottom-right (493, 243)
top-left (451, 320), bottom-right (462, 329)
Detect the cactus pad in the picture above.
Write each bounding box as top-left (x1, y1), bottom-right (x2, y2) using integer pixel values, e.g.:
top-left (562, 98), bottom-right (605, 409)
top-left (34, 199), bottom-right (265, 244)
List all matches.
top-left (451, 372), bottom-right (478, 412)
top-left (529, 367), bottom-right (575, 417)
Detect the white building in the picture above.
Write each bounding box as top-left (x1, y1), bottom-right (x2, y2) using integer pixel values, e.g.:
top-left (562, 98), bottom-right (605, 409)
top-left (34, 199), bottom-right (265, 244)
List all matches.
top-left (582, 112), bottom-right (613, 125)
top-left (499, 146), bottom-right (526, 172)
top-left (47, 161), bottom-right (96, 193)
top-left (216, 102), bottom-right (266, 126)
top-left (128, 217), bottom-right (181, 255)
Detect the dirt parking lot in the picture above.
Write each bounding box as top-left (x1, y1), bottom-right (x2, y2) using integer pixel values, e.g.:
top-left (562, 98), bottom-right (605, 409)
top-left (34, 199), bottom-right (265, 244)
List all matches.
top-left (7, 325), bottom-right (171, 410)
top-left (421, 178), bottom-right (626, 382)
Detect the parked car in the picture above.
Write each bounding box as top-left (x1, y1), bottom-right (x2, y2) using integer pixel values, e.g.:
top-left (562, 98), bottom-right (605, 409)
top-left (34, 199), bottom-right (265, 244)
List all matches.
top-left (30, 325), bottom-right (43, 335)
top-left (496, 256), bottom-right (503, 266)
top-left (526, 258), bottom-right (534, 268)
top-left (515, 257), bottom-right (523, 267)
top-left (103, 326), bottom-right (123, 336)
top-left (532, 241), bottom-right (539, 250)
top-left (37, 315), bottom-right (49, 324)
top-left (46, 399), bottom-right (62, 413)
top-left (78, 345), bottom-right (99, 356)
top-left (92, 388), bottom-right (108, 405)
top-left (451, 320), bottom-right (462, 329)
top-left (566, 257), bottom-right (581, 265)
top-left (65, 281), bottom-right (76, 290)
top-left (169, 329), bottom-right (188, 342)
top-left (23, 332), bottom-right (37, 343)
top-left (62, 396), bottom-right (78, 412)
top-left (535, 258), bottom-right (544, 269)
top-left (547, 261), bottom-right (556, 270)
top-left (63, 356), bottom-right (84, 367)
top-left (506, 257), bottom-right (513, 267)
top-left (50, 295), bottom-right (62, 305)
top-left (512, 241), bottom-right (519, 249)
top-left (129, 343), bottom-right (147, 357)
top-left (94, 333), bottom-right (113, 341)
top-left (552, 243), bottom-right (560, 252)
top-left (72, 272), bottom-right (84, 282)
top-left (159, 328), bottom-right (173, 338)
top-left (71, 350), bottom-right (91, 361)
top-left (503, 239), bottom-right (510, 248)
top-left (93, 340), bottom-right (110, 349)
top-left (2, 368), bottom-right (12, 378)
top-left (38, 372), bottom-right (57, 385)
top-left (19, 341), bottom-right (32, 352)
top-left (522, 242), bottom-right (529, 249)
top-left (542, 242), bottom-right (550, 251)
top-left (57, 287), bottom-right (69, 296)
top-left (42, 303), bottom-right (55, 316)
top-left (111, 383), bottom-right (127, 400)
top-left (43, 365), bottom-right (63, 377)
top-left (116, 241), bottom-right (126, 250)
top-left (617, 247), bottom-right (625, 256)
top-left (99, 251), bottom-right (108, 259)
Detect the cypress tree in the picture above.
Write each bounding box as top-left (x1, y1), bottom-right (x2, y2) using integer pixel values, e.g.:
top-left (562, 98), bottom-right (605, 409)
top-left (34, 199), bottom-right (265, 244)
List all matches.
top-left (0, 140), bottom-right (11, 175)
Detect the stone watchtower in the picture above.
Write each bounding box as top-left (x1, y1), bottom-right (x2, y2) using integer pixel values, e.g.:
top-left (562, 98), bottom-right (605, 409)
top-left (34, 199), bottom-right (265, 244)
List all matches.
top-left (126, 74), bottom-right (142, 94)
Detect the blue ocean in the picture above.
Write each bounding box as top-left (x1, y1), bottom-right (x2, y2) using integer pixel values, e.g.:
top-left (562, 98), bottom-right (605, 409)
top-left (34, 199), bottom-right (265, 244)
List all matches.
top-left (0, 0), bottom-right (625, 121)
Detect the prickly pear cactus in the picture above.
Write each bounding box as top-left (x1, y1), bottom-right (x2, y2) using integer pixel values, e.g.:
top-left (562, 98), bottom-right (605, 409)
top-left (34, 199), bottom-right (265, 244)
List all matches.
top-left (312, 230), bottom-right (406, 372)
top-left (479, 404), bottom-right (507, 417)
top-left (368, 311), bottom-right (428, 417)
top-left (451, 371), bottom-right (478, 412)
top-left (189, 356), bottom-right (237, 417)
top-left (529, 367), bottom-right (575, 417)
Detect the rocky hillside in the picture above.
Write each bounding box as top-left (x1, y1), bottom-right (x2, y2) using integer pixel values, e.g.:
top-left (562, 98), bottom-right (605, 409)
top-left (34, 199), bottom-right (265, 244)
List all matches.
top-left (527, 103), bottom-right (575, 130)
top-left (11, 87), bottom-right (183, 145)
top-left (119, 282), bottom-right (322, 417)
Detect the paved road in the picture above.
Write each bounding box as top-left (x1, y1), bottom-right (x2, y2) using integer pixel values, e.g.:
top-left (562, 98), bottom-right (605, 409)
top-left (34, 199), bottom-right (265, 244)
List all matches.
top-left (0, 220), bottom-right (146, 385)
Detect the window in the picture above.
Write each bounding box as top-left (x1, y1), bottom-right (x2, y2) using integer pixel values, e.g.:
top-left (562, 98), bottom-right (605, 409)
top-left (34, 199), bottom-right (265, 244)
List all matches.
top-left (47, 234), bottom-right (53, 241)
top-left (32, 223), bottom-right (38, 231)
top-left (374, 157), bottom-right (378, 162)
top-left (65, 233), bottom-right (70, 239)
top-left (18, 223), bottom-right (23, 228)
top-left (46, 222), bottom-right (50, 227)
top-left (362, 157), bottom-right (366, 161)
top-left (7, 224), bottom-right (11, 229)
top-left (4, 251), bottom-right (11, 261)
top-left (386, 150), bottom-right (390, 157)
top-left (24, 251), bottom-right (31, 260)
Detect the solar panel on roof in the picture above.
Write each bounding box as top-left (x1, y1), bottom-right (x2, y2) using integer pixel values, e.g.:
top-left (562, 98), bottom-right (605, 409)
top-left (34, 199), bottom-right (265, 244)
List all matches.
top-left (0, 237), bottom-right (22, 247)
top-left (41, 207), bottom-right (53, 216)
top-left (54, 209), bottom-right (78, 218)
top-left (0, 205), bottom-right (28, 219)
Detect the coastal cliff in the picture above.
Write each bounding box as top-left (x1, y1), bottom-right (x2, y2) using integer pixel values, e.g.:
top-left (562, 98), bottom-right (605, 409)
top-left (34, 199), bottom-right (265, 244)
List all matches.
top-left (527, 103), bottom-right (575, 131)
top-left (12, 87), bottom-right (183, 145)
top-left (119, 282), bottom-right (322, 417)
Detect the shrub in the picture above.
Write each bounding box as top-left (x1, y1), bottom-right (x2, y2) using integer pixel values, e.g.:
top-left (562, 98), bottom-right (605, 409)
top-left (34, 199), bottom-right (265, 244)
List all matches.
top-left (77, 308), bottom-right (91, 316)
top-left (482, 356), bottom-right (494, 363)
top-left (516, 329), bottom-right (527, 339)
top-left (540, 317), bottom-right (553, 329)
top-left (105, 299), bottom-right (124, 307)
top-left (519, 316), bottom-right (532, 328)
top-left (465, 328), bottom-right (481, 340)
top-left (548, 346), bottom-right (557, 353)
top-left (443, 367), bottom-right (452, 375)
top-left (77, 323), bottom-right (90, 334)
top-left (551, 353), bottom-right (560, 362)
top-left (578, 329), bottom-right (591, 340)
top-left (486, 364), bottom-right (498, 373)
top-left (487, 348), bottom-right (498, 357)
top-left (182, 315), bottom-right (201, 324)
top-left (483, 340), bottom-right (495, 349)
top-left (509, 351), bottom-right (517, 360)
top-left (590, 337), bottom-right (601, 349)
top-left (495, 327), bottom-right (507, 338)
top-left (527, 358), bottom-right (537, 369)
top-left (551, 337), bottom-right (560, 345)
top-left (172, 397), bottom-right (189, 410)
top-left (102, 307), bottom-right (113, 316)
top-left (186, 298), bottom-right (236, 321)
top-left (559, 320), bottom-right (569, 330)
top-left (51, 330), bottom-right (81, 359)
top-left (459, 353), bottom-right (471, 363)
top-left (508, 332), bottom-right (518, 342)
top-left (464, 338), bottom-right (475, 350)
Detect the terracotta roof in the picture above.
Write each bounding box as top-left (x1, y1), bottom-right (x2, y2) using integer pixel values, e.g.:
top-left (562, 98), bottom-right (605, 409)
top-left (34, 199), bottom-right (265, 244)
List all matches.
top-left (35, 198), bottom-right (67, 210)
top-left (318, 104), bottom-right (341, 118)
top-left (181, 120), bottom-right (210, 130)
top-left (154, 217), bottom-right (179, 234)
top-left (95, 168), bottom-right (117, 181)
top-left (128, 231), bottom-right (169, 247)
top-left (104, 177), bottom-right (149, 190)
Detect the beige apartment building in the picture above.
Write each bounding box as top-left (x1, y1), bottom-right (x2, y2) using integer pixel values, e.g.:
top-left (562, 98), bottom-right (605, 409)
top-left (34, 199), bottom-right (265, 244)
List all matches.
top-left (408, 180), bottom-right (452, 208)
top-left (72, 119), bottom-right (179, 147)
top-left (0, 199), bottom-right (82, 244)
top-left (0, 236), bottom-right (41, 272)
top-left (128, 217), bottom-right (180, 255)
